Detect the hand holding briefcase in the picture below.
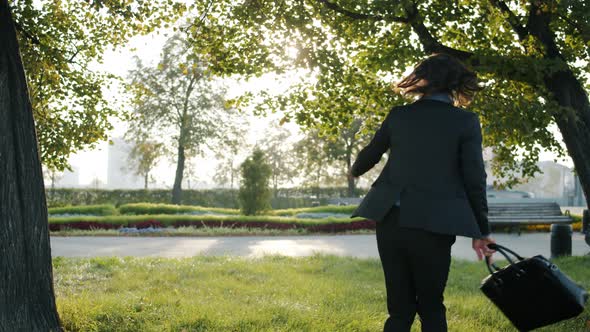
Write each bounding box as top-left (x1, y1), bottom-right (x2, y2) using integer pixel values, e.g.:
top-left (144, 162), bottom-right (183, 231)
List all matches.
top-left (480, 243), bottom-right (588, 331)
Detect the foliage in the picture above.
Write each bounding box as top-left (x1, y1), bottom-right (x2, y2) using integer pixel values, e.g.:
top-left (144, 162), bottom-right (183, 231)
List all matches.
top-left (42, 166), bottom-right (64, 190)
top-left (239, 148), bottom-right (273, 215)
top-left (186, 0), bottom-right (590, 190)
top-left (48, 204), bottom-right (117, 216)
top-left (257, 120), bottom-right (300, 194)
top-left (270, 205), bottom-right (357, 216)
top-left (53, 255), bottom-right (590, 331)
top-left (124, 139), bottom-right (165, 189)
top-left (126, 32), bottom-right (237, 203)
top-left (293, 129), bottom-right (341, 195)
top-left (10, 0), bottom-right (189, 170)
top-left (45, 188), bottom-right (238, 208)
top-left (118, 203), bottom-right (240, 216)
top-left (45, 187), bottom-right (364, 209)
top-left (212, 123), bottom-right (250, 189)
top-left (119, 202), bottom-right (360, 216)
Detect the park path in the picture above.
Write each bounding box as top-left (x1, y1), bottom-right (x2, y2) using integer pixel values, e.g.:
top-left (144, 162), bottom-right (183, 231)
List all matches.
top-left (50, 233), bottom-right (589, 261)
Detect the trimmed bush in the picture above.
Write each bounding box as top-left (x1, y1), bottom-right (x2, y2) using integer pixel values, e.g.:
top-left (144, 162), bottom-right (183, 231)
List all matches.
top-left (45, 187), bottom-right (368, 209)
top-left (271, 205), bottom-right (357, 216)
top-left (118, 203), bottom-right (240, 216)
top-left (48, 204), bottom-right (118, 216)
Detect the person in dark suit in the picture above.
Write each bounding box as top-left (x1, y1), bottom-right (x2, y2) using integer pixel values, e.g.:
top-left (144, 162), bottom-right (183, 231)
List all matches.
top-left (348, 53), bottom-right (496, 332)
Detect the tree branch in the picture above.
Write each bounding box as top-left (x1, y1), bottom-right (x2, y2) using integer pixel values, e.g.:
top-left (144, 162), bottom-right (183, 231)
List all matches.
top-left (402, 3), bottom-right (475, 61)
top-left (317, 0), bottom-right (409, 23)
top-left (554, 12), bottom-right (590, 44)
top-left (489, 0), bottom-right (529, 41)
top-left (14, 21), bottom-right (40, 45)
top-left (319, 0), bottom-right (533, 83)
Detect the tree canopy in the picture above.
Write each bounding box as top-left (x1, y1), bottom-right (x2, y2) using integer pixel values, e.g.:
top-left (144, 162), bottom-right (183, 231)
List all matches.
top-left (186, 0), bottom-right (589, 189)
top-left (11, 0), bottom-right (189, 170)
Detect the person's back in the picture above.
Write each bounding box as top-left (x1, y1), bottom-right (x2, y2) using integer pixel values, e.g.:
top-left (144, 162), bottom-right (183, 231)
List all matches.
top-left (380, 98), bottom-right (477, 192)
top-left (349, 53), bottom-right (495, 332)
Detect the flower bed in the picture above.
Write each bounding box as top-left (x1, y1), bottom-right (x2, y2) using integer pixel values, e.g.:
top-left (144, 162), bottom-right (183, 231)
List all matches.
top-left (48, 214), bottom-right (372, 233)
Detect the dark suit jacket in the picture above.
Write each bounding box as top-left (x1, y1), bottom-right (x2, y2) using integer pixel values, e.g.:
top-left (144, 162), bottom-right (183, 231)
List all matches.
top-left (350, 98), bottom-right (490, 238)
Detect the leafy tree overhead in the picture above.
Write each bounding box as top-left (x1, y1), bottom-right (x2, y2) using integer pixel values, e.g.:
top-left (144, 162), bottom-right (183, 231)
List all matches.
top-left (11, 0), bottom-right (189, 170)
top-left (239, 148), bottom-right (273, 215)
top-left (187, 0), bottom-right (590, 206)
top-left (126, 32), bottom-right (235, 204)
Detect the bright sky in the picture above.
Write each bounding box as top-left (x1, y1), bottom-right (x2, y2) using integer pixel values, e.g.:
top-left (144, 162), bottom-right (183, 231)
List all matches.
top-left (66, 17), bottom-right (574, 188)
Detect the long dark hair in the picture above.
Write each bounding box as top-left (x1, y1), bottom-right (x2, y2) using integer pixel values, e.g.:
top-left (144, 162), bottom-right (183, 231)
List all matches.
top-left (396, 53), bottom-right (482, 107)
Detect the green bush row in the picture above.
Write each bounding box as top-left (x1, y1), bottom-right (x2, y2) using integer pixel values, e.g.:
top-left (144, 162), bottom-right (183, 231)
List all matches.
top-left (48, 204), bottom-right (118, 216)
top-left (271, 205), bottom-right (357, 216)
top-left (45, 203), bottom-right (358, 217)
top-left (45, 188), bottom-right (368, 209)
top-left (118, 203), bottom-right (241, 215)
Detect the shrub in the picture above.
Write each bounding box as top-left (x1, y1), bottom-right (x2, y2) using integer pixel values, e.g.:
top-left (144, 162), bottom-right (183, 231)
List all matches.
top-left (48, 204), bottom-right (118, 216)
top-left (271, 205), bottom-right (357, 216)
top-left (238, 148), bottom-right (272, 215)
top-left (118, 203), bottom-right (240, 215)
top-left (45, 188), bottom-right (364, 209)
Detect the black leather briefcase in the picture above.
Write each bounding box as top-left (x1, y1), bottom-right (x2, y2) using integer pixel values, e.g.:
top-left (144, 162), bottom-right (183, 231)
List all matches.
top-left (480, 243), bottom-right (588, 331)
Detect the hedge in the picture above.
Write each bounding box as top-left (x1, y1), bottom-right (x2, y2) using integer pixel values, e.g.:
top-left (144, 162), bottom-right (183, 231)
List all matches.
top-left (48, 204), bottom-right (118, 216)
top-left (118, 203), bottom-right (241, 215)
top-left (45, 187), bottom-right (369, 209)
top-left (271, 205), bottom-right (357, 216)
top-left (117, 203), bottom-right (356, 216)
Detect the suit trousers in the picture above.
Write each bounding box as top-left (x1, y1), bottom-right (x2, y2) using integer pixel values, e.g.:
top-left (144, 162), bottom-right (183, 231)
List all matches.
top-left (376, 205), bottom-right (456, 332)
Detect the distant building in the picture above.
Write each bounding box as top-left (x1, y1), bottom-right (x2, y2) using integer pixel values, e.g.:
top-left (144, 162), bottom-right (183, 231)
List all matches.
top-left (106, 137), bottom-right (144, 189)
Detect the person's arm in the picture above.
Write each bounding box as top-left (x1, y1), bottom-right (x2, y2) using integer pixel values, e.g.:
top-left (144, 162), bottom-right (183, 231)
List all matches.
top-left (459, 113), bottom-right (491, 237)
top-left (350, 110), bottom-right (394, 177)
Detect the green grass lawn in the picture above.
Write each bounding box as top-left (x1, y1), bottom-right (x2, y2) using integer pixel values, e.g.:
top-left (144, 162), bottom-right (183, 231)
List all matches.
top-left (53, 255), bottom-right (590, 332)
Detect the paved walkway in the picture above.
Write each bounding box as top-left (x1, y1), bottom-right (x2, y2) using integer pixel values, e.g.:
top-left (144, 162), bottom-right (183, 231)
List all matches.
top-left (50, 233), bottom-right (589, 261)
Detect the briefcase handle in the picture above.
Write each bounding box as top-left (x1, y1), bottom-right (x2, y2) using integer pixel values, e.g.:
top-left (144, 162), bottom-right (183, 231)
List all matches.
top-left (485, 243), bottom-right (525, 275)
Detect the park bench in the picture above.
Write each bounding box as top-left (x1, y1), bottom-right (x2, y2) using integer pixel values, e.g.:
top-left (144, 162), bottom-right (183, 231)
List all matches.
top-left (488, 202), bottom-right (573, 235)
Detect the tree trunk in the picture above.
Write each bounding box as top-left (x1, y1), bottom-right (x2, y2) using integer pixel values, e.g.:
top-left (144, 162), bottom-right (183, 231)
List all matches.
top-left (230, 162), bottom-right (234, 189)
top-left (144, 172), bottom-right (148, 189)
top-left (171, 141), bottom-right (186, 204)
top-left (0, 1), bottom-right (63, 331)
top-left (527, 5), bottom-right (590, 209)
top-left (544, 70), bottom-right (590, 209)
top-left (316, 167), bottom-right (321, 200)
top-left (273, 173), bottom-right (279, 198)
top-left (346, 153), bottom-right (355, 197)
